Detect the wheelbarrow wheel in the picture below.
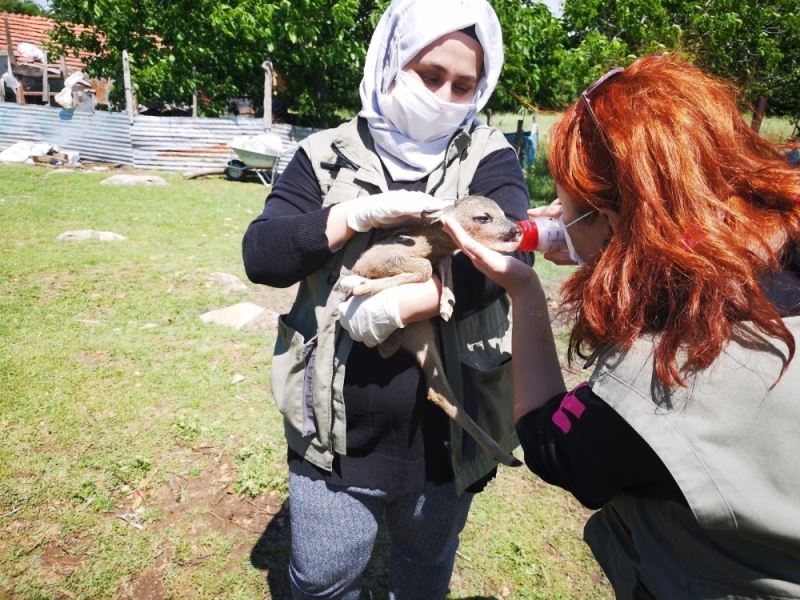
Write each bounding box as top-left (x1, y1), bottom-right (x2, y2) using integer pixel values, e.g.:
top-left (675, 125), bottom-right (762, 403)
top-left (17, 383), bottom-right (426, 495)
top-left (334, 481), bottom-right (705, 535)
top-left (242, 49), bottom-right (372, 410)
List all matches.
top-left (225, 160), bottom-right (248, 181)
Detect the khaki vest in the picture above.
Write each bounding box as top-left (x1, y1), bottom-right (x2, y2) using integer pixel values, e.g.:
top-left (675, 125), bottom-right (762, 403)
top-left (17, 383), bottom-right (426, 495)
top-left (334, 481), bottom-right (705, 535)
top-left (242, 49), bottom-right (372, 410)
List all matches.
top-left (585, 316), bottom-right (800, 598)
top-left (270, 117), bottom-right (520, 494)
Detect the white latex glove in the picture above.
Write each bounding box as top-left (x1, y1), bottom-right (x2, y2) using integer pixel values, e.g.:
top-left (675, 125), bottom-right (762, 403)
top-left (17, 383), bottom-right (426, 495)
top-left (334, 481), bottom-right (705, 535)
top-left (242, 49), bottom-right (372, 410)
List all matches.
top-left (338, 286), bottom-right (405, 347)
top-left (346, 190), bottom-right (452, 232)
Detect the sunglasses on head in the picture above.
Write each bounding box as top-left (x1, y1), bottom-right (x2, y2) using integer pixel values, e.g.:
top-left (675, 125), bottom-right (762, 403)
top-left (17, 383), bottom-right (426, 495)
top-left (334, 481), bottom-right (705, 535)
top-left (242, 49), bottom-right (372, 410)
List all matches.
top-left (580, 67), bottom-right (624, 153)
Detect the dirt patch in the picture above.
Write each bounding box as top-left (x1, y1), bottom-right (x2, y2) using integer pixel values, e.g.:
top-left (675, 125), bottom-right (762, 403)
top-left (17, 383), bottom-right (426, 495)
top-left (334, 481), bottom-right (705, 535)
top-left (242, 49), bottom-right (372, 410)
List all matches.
top-left (116, 553), bottom-right (169, 600)
top-left (145, 452), bottom-right (283, 538)
top-left (73, 350), bottom-right (109, 366)
top-left (28, 534), bottom-right (92, 590)
top-left (39, 542), bottom-right (89, 587)
top-left (118, 447), bottom-right (287, 598)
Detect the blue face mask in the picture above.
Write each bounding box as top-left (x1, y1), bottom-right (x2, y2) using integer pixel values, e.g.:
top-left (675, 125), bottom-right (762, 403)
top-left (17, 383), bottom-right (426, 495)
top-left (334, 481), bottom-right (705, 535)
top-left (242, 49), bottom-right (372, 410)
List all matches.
top-left (560, 210), bottom-right (595, 267)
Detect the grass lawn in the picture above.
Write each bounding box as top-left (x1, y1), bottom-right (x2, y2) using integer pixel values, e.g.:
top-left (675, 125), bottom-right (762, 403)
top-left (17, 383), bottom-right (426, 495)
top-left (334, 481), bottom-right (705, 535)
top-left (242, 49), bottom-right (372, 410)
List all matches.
top-left (0, 163), bottom-right (607, 599)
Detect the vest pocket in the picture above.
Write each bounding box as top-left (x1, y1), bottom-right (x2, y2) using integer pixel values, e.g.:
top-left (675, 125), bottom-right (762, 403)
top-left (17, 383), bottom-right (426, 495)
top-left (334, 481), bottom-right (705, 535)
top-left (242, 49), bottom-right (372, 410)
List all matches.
top-left (271, 314), bottom-right (318, 437)
top-left (460, 357), bottom-right (514, 459)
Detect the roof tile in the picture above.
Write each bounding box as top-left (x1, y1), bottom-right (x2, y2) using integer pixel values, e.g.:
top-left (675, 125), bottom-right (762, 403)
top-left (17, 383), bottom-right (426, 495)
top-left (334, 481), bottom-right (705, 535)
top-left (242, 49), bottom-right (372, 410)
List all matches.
top-left (1, 11), bottom-right (99, 72)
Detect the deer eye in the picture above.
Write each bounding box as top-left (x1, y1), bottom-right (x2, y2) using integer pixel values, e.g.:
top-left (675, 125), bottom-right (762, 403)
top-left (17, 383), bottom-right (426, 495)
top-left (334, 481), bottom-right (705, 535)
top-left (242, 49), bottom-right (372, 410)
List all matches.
top-left (473, 214), bottom-right (492, 224)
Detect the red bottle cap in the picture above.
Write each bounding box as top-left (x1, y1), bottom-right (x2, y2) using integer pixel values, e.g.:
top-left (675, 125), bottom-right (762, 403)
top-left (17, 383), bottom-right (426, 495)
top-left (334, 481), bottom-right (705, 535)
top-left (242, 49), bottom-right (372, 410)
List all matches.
top-left (516, 219), bottom-right (539, 251)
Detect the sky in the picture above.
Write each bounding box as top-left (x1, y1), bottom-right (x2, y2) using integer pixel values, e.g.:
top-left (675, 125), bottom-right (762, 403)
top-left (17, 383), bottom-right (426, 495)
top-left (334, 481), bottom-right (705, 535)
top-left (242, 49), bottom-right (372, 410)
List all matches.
top-left (538, 0), bottom-right (564, 17)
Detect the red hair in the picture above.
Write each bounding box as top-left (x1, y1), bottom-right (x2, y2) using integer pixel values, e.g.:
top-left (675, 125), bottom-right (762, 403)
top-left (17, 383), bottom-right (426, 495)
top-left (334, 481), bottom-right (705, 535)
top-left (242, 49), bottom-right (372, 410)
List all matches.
top-left (548, 55), bottom-right (800, 387)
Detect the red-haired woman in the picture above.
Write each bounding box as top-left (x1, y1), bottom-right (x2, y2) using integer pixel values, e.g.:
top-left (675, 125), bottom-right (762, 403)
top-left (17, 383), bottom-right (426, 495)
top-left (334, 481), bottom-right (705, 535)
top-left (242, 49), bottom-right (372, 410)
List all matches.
top-left (444, 55), bottom-right (800, 598)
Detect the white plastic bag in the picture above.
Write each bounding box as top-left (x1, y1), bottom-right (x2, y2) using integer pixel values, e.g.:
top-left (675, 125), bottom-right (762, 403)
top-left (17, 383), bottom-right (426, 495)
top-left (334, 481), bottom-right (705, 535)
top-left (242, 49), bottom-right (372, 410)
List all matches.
top-left (229, 133), bottom-right (283, 155)
top-left (54, 86), bottom-right (74, 109)
top-left (16, 42), bottom-right (46, 63)
top-left (0, 141), bottom-right (54, 164)
top-left (55, 71), bottom-right (90, 109)
top-left (63, 71), bottom-right (86, 87)
top-left (1, 70), bottom-right (20, 93)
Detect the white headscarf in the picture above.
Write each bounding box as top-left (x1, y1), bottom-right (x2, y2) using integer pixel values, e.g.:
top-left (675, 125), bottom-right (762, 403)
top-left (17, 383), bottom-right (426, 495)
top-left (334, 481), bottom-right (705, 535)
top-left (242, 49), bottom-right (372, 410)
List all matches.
top-left (359, 0), bottom-right (504, 182)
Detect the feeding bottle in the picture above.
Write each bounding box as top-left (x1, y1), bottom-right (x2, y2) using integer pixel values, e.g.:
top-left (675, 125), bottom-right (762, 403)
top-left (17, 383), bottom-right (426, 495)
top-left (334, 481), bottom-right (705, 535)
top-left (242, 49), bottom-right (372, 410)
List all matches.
top-left (516, 217), bottom-right (566, 252)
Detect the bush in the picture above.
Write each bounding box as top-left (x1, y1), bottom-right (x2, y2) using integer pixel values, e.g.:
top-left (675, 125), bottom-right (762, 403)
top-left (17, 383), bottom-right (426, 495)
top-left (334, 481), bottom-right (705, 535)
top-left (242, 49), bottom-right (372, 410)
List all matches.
top-left (526, 143), bottom-right (556, 208)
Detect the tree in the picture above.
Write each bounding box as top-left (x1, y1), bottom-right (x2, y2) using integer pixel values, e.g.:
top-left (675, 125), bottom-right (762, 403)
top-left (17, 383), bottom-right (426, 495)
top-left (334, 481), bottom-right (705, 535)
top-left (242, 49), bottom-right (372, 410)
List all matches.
top-left (680, 0), bottom-right (799, 117)
top-left (562, 0), bottom-right (800, 118)
top-left (491, 0), bottom-right (573, 111)
top-left (563, 0), bottom-right (680, 54)
top-left (47, 0), bottom-right (383, 125)
top-left (43, 0), bottom-right (800, 122)
top-left (0, 0), bottom-right (46, 16)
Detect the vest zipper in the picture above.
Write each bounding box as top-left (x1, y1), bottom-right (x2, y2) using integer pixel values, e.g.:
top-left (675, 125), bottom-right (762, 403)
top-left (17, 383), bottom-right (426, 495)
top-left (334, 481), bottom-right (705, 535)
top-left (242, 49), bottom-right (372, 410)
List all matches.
top-left (430, 131), bottom-right (470, 196)
top-left (331, 144), bottom-right (360, 172)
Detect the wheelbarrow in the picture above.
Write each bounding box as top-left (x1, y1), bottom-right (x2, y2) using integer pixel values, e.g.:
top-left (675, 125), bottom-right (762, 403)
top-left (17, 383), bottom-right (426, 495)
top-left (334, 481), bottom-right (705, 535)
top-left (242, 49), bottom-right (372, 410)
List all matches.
top-left (226, 133), bottom-right (288, 186)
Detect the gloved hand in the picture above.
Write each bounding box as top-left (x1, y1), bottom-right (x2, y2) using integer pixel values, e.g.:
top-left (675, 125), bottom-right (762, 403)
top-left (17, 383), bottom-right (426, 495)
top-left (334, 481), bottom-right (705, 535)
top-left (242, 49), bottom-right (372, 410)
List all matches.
top-left (346, 190), bottom-right (452, 233)
top-left (338, 286), bottom-right (405, 347)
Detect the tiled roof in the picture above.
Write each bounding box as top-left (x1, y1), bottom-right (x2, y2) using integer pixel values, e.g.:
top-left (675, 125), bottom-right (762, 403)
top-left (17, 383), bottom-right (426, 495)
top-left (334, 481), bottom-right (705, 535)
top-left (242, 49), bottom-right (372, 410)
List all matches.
top-left (1, 11), bottom-right (99, 72)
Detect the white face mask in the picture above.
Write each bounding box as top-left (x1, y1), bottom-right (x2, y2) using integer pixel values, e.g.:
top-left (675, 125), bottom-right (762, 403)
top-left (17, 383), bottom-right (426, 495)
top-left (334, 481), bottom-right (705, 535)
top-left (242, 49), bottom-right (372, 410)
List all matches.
top-left (560, 210), bottom-right (595, 268)
top-left (378, 71), bottom-right (475, 143)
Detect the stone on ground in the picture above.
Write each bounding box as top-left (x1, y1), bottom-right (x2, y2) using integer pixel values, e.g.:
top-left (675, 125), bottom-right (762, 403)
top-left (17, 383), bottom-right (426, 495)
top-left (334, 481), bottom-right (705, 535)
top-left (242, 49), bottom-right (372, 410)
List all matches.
top-left (241, 308), bottom-right (280, 333)
top-left (207, 272), bottom-right (248, 294)
top-left (57, 229), bottom-right (127, 242)
top-left (100, 174), bottom-right (168, 186)
top-left (200, 302), bottom-right (265, 330)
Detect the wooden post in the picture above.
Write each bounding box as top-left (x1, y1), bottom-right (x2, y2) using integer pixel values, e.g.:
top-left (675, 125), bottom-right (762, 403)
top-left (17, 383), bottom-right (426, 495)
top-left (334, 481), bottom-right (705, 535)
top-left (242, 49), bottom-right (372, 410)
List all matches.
top-left (16, 80), bottom-right (25, 104)
top-left (122, 50), bottom-right (136, 123)
top-left (41, 51), bottom-right (49, 105)
top-left (3, 15), bottom-right (23, 103)
top-left (4, 16), bottom-right (15, 69)
top-left (191, 66), bottom-right (198, 117)
top-left (262, 59), bottom-right (273, 129)
top-left (514, 118), bottom-right (524, 165)
top-left (750, 96), bottom-right (768, 134)
top-left (59, 55), bottom-right (68, 78)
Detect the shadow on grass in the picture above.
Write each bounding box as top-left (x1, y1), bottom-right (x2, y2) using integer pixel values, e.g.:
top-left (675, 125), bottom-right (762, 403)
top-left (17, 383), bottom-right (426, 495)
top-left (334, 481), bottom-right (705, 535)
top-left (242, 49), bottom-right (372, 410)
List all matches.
top-left (250, 502), bottom-right (293, 599)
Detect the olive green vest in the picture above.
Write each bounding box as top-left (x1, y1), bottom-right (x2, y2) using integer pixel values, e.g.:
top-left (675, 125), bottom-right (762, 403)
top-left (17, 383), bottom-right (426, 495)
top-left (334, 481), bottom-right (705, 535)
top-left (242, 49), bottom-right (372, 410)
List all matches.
top-left (270, 117), bottom-right (520, 494)
top-left (585, 316), bottom-right (800, 598)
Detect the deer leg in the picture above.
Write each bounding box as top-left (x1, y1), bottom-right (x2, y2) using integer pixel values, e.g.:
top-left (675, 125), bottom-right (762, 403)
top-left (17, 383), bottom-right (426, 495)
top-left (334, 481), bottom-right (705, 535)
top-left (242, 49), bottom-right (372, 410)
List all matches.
top-left (436, 255), bottom-right (455, 322)
top-left (401, 322), bottom-right (521, 467)
top-left (351, 256), bottom-right (433, 296)
top-left (351, 272), bottom-right (425, 296)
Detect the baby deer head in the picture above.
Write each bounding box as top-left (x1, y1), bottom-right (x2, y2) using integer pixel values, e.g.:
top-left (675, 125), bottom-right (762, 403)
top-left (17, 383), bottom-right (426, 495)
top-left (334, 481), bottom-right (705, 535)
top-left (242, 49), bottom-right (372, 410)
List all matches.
top-left (442, 195), bottom-right (522, 253)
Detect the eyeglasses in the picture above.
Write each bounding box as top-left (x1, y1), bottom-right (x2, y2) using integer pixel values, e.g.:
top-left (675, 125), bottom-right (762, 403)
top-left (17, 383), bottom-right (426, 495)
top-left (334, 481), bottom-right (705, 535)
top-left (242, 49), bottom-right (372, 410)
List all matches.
top-left (580, 67), bottom-right (624, 153)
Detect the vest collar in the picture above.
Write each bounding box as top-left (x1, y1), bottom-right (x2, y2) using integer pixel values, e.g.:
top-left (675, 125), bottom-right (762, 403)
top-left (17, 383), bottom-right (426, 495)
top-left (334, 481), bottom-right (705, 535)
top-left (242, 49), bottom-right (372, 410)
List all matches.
top-left (329, 117), bottom-right (475, 194)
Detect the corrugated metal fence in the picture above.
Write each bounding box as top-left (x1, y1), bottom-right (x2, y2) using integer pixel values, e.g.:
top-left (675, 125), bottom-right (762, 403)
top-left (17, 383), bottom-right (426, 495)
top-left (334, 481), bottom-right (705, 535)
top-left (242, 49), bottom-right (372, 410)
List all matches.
top-left (0, 103), bottom-right (317, 173)
top-left (0, 103), bottom-right (133, 164)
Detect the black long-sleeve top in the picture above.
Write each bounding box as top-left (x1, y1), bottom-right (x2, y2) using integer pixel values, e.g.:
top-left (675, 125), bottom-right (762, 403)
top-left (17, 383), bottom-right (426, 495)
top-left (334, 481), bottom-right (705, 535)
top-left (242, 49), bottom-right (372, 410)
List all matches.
top-left (243, 142), bottom-right (532, 493)
top-left (516, 246), bottom-right (800, 509)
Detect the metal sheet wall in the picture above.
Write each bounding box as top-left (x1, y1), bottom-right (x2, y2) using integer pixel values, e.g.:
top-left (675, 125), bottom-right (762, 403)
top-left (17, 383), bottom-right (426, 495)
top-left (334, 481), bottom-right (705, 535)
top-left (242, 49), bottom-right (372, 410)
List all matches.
top-left (130, 116), bottom-right (315, 173)
top-left (0, 103), bottom-right (133, 164)
top-left (0, 104), bottom-right (316, 173)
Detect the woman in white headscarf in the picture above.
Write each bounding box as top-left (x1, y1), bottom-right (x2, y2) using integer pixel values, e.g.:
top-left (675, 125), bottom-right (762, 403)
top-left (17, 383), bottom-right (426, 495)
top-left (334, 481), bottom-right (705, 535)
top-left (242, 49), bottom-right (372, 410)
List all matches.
top-left (243, 0), bottom-right (531, 596)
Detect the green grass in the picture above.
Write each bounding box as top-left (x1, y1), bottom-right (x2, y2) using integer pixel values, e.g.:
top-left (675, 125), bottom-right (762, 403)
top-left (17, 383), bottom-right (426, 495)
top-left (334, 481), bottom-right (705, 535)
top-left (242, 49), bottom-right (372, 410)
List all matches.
top-left (0, 163), bottom-right (604, 599)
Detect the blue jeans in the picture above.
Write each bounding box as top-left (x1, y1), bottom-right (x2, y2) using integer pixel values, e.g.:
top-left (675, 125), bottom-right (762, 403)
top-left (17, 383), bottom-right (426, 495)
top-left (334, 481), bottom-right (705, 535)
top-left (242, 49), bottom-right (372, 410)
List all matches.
top-left (288, 473), bottom-right (474, 600)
